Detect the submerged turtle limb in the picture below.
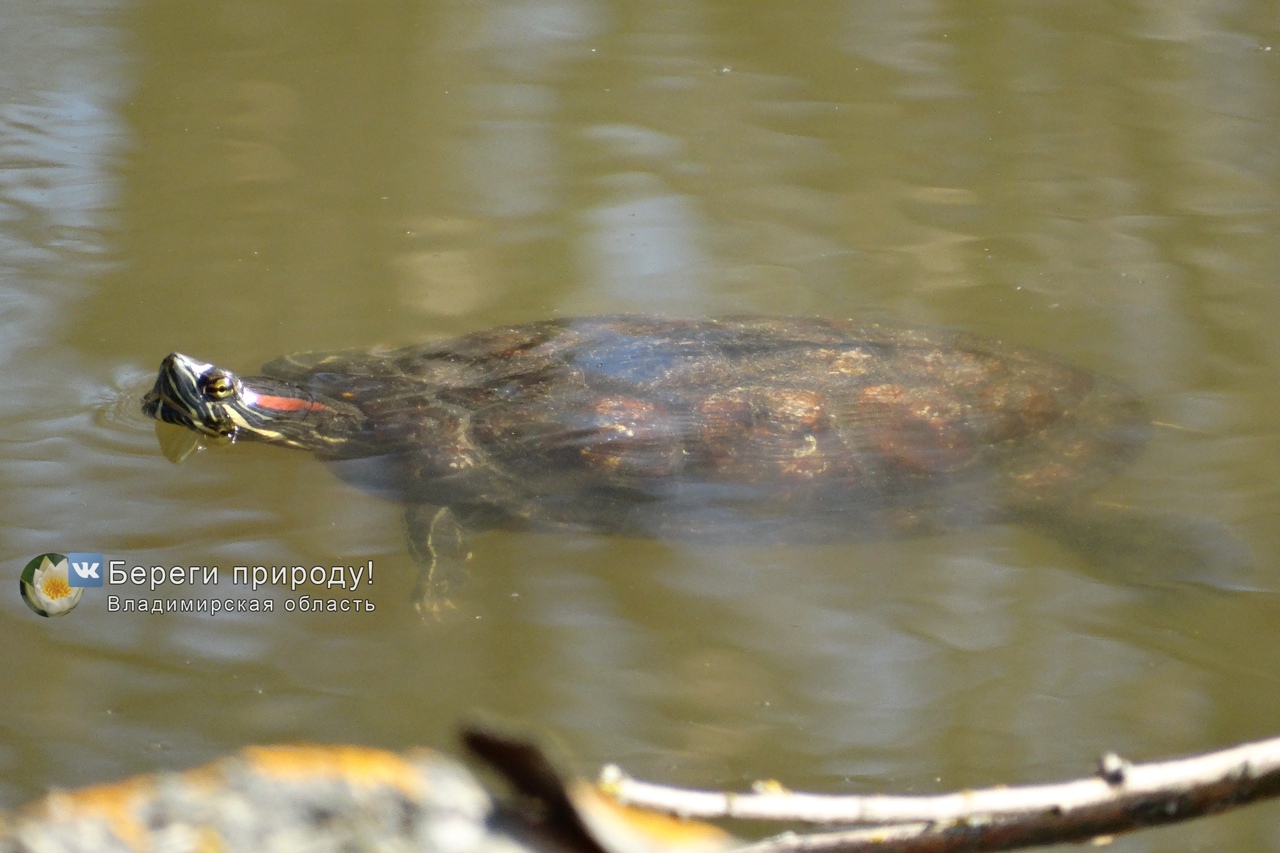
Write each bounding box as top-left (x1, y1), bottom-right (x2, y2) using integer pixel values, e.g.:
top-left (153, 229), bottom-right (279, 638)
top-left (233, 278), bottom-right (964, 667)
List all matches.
top-left (405, 504), bottom-right (473, 619)
top-left (1014, 502), bottom-right (1253, 592)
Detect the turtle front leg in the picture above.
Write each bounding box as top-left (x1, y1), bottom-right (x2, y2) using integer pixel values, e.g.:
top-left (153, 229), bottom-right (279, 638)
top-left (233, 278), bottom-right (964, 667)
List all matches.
top-left (404, 505), bottom-right (473, 619)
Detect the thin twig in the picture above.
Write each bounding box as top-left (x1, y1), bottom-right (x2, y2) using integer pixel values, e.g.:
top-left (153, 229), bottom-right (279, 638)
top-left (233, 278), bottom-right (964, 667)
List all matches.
top-left (599, 734), bottom-right (1280, 853)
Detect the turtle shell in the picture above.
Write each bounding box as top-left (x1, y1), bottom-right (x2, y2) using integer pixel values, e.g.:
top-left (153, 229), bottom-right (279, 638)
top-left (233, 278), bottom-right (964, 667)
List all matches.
top-left (259, 316), bottom-right (1148, 541)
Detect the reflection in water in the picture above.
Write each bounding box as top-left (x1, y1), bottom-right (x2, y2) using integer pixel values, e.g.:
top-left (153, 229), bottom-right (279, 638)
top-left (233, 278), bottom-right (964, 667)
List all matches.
top-left (0, 0), bottom-right (136, 808)
top-left (576, 4), bottom-right (852, 315)
top-left (842, 0), bottom-right (960, 98)
top-left (585, 173), bottom-right (710, 311)
top-left (394, 0), bottom-right (606, 318)
top-left (0, 2), bottom-right (131, 359)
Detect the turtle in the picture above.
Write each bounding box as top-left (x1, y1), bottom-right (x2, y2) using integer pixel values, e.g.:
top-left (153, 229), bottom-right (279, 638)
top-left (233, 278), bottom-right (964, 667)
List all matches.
top-left (141, 315), bottom-right (1230, 614)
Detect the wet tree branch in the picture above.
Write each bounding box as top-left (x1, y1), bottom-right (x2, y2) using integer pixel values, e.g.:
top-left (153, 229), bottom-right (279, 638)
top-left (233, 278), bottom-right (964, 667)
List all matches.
top-left (598, 734), bottom-right (1280, 852)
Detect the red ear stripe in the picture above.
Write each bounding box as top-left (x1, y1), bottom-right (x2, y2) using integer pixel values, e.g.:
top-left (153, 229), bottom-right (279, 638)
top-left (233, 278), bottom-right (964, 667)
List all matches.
top-left (254, 393), bottom-right (328, 413)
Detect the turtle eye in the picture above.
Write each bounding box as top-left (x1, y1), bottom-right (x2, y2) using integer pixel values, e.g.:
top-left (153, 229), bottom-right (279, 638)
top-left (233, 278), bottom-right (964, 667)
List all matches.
top-left (202, 370), bottom-right (238, 400)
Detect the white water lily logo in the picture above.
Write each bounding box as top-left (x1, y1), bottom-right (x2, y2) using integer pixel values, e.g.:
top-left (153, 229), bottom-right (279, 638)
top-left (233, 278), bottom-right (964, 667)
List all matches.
top-left (20, 553), bottom-right (85, 617)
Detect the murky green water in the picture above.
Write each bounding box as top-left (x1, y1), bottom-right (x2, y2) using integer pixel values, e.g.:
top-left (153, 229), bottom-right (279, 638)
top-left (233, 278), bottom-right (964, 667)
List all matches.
top-left (3, 1), bottom-right (1280, 849)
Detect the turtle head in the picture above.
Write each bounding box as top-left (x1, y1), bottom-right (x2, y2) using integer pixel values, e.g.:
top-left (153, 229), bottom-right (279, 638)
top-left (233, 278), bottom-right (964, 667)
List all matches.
top-left (142, 353), bottom-right (365, 454)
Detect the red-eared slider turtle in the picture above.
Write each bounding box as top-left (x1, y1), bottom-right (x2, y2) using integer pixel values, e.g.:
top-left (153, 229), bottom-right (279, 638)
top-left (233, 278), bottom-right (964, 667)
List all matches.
top-left (142, 315), bottom-right (1220, 614)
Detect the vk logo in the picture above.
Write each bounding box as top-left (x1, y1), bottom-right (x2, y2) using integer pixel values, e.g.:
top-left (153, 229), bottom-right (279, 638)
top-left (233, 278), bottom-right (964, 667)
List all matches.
top-left (67, 552), bottom-right (104, 588)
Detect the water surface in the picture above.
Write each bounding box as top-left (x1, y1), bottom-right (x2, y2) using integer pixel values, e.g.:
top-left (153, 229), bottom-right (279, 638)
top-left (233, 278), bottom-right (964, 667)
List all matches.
top-left (2, 2), bottom-right (1279, 850)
